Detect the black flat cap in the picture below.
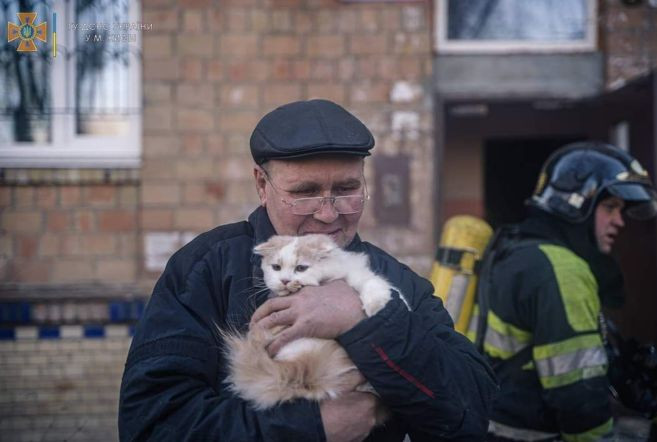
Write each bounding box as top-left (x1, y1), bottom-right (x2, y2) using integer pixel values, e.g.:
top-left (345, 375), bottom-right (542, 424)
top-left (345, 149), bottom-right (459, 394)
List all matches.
top-left (250, 99), bottom-right (374, 165)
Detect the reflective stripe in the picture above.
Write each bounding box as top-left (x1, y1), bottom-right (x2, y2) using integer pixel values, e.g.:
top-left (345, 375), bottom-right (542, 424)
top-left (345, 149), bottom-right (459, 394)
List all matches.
top-left (483, 310), bottom-right (531, 360)
top-left (534, 334), bottom-right (607, 389)
top-left (539, 244), bottom-right (599, 332)
top-left (562, 418), bottom-right (613, 442)
top-left (539, 364), bottom-right (607, 389)
top-left (535, 345), bottom-right (608, 378)
top-left (488, 420), bottom-right (559, 441)
top-left (484, 326), bottom-right (528, 359)
top-left (489, 309), bottom-right (531, 342)
top-left (534, 334), bottom-right (603, 360)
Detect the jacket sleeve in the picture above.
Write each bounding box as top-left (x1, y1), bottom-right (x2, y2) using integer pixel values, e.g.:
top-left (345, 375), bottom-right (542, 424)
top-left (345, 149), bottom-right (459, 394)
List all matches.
top-left (336, 262), bottom-right (498, 441)
top-left (529, 245), bottom-right (613, 441)
top-left (118, 246), bottom-right (325, 442)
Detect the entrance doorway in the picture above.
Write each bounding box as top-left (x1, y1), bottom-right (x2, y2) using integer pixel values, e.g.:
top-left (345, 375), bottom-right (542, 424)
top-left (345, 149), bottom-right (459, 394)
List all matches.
top-left (484, 137), bottom-right (582, 229)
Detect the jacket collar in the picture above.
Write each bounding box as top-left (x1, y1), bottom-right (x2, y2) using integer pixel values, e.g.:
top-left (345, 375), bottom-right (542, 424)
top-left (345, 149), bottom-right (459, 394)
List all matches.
top-left (519, 210), bottom-right (625, 308)
top-left (248, 205), bottom-right (277, 247)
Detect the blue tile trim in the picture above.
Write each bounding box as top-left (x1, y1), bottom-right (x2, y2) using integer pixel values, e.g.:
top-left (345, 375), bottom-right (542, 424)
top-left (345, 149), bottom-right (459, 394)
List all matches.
top-left (84, 325), bottom-right (105, 338)
top-left (0, 302), bottom-right (31, 324)
top-left (0, 325), bottom-right (133, 341)
top-left (108, 300), bottom-right (147, 322)
top-left (39, 327), bottom-right (60, 339)
top-left (0, 328), bottom-right (15, 340)
top-left (0, 299), bottom-right (147, 326)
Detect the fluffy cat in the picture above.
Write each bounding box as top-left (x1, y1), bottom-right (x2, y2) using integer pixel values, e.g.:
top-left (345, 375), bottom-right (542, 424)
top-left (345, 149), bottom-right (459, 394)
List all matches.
top-left (223, 234), bottom-right (403, 419)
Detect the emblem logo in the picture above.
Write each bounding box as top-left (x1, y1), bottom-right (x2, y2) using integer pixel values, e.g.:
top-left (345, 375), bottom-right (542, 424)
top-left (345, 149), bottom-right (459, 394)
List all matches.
top-left (7, 12), bottom-right (47, 52)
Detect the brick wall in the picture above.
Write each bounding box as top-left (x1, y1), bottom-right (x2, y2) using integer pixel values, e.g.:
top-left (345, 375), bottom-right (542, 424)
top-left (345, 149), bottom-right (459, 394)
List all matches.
top-left (0, 336), bottom-right (130, 442)
top-left (2, 1), bottom-right (657, 289)
top-left (602, 0), bottom-right (657, 88)
top-left (140, 0), bottom-right (435, 278)
top-left (1, 177), bottom-right (140, 287)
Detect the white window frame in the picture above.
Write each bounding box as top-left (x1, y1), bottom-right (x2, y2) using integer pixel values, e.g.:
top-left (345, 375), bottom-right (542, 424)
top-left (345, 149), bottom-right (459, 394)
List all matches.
top-left (0, 0), bottom-right (142, 168)
top-left (434, 0), bottom-right (598, 54)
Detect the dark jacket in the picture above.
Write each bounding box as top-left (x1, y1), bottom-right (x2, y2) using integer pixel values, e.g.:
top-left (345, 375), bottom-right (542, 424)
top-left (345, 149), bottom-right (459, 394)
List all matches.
top-left (479, 213), bottom-right (613, 441)
top-left (119, 207), bottom-right (496, 441)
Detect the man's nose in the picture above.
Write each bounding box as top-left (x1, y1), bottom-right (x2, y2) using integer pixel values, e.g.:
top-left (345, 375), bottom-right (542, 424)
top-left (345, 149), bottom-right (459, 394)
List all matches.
top-left (614, 209), bottom-right (625, 228)
top-left (313, 198), bottom-right (339, 223)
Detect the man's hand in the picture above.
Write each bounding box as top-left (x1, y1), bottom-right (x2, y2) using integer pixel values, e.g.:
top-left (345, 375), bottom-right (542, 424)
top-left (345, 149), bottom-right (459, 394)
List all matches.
top-left (320, 392), bottom-right (378, 442)
top-left (250, 280), bottom-right (366, 355)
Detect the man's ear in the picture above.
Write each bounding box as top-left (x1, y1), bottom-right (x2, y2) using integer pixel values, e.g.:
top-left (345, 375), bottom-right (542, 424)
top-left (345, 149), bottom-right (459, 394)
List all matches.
top-left (254, 166), bottom-right (267, 206)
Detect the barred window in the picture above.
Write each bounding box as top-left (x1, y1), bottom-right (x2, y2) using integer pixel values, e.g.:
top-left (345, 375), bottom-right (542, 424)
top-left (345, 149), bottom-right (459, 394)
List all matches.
top-left (0, 0), bottom-right (142, 168)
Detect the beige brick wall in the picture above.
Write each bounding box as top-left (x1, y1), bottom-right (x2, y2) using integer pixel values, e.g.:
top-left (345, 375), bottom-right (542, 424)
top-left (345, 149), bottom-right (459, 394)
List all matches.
top-left (1, 183), bottom-right (140, 286)
top-left (0, 338), bottom-right (130, 442)
top-left (602, 0), bottom-right (657, 88)
top-left (140, 0), bottom-right (436, 279)
top-left (3, 1), bottom-right (656, 287)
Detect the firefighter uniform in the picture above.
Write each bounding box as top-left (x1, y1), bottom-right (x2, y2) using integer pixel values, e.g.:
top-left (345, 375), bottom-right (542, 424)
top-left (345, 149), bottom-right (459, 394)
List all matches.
top-left (470, 142), bottom-right (657, 442)
top-left (470, 215), bottom-right (613, 441)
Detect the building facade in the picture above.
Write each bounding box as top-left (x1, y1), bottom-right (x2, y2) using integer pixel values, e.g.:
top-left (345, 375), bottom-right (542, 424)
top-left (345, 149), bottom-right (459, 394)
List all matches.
top-left (1, 0), bottom-right (656, 439)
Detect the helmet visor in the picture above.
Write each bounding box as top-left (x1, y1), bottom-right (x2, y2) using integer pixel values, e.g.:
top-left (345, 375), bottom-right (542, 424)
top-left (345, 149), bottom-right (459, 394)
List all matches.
top-left (608, 183), bottom-right (657, 220)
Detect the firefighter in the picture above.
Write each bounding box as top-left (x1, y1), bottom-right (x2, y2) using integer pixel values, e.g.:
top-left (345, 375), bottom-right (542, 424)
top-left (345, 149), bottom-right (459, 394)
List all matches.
top-left (476, 142), bottom-right (657, 441)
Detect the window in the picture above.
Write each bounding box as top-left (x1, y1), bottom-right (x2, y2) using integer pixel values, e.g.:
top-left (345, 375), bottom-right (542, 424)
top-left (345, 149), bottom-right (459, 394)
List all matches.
top-left (1, 0), bottom-right (142, 168)
top-left (435, 0), bottom-right (597, 54)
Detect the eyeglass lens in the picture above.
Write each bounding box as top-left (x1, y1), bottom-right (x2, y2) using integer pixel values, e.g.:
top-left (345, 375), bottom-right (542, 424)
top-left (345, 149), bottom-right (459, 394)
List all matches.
top-left (292, 195), bottom-right (364, 215)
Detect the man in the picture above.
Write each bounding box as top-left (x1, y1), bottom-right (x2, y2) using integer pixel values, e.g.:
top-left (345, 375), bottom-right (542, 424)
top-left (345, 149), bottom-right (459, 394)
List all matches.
top-left (119, 99), bottom-right (497, 441)
top-left (476, 142), bottom-right (657, 441)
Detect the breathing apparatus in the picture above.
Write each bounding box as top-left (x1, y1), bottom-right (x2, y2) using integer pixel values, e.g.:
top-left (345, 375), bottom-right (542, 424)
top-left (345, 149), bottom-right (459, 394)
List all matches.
top-left (430, 215), bottom-right (492, 335)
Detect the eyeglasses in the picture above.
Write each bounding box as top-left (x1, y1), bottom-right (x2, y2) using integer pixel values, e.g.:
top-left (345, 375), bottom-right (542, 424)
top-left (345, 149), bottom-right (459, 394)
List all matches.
top-left (262, 170), bottom-right (369, 215)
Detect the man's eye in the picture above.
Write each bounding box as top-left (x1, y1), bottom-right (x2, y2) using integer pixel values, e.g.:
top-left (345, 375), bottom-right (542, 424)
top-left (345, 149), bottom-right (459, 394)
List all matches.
top-left (271, 264), bottom-right (281, 271)
top-left (295, 265), bottom-right (308, 272)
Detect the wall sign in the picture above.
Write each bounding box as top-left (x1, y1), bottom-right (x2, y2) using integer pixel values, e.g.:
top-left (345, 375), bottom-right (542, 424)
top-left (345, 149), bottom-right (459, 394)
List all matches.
top-left (373, 154), bottom-right (411, 226)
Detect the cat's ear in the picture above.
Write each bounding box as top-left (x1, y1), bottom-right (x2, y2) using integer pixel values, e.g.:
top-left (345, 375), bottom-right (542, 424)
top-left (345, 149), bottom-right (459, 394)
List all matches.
top-left (253, 235), bottom-right (292, 256)
top-left (302, 234), bottom-right (338, 259)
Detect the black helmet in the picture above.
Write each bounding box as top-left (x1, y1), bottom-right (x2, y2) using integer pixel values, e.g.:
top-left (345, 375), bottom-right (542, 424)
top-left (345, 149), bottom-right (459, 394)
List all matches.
top-left (528, 142), bottom-right (657, 223)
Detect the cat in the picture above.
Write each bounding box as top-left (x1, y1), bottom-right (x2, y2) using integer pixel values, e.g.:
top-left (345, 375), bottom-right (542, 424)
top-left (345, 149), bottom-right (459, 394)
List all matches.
top-left (223, 234), bottom-right (404, 420)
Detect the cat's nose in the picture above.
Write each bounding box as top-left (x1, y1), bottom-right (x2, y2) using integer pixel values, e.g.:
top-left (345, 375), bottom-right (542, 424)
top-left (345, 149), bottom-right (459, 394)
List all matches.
top-left (281, 279), bottom-right (290, 286)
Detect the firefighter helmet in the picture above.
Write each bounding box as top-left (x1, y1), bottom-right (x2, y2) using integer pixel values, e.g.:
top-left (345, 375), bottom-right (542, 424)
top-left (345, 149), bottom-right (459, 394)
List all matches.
top-left (528, 142), bottom-right (657, 223)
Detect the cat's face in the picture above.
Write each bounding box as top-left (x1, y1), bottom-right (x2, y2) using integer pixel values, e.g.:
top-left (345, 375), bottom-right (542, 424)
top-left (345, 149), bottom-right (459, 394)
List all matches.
top-left (254, 234), bottom-right (338, 296)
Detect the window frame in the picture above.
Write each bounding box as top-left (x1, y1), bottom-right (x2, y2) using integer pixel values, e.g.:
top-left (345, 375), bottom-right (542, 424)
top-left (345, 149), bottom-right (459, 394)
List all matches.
top-left (0, 0), bottom-right (142, 169)
top-left (434, 0), bottom-right (598, 54)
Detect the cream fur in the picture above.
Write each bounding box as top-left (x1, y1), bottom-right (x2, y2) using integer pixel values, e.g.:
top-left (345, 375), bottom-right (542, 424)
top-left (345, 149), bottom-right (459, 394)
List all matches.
top-left (223, 234), bottom-right (400, 422)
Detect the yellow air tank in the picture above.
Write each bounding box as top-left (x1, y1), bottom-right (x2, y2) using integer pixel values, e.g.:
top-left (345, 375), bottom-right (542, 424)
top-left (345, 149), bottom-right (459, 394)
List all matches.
top-left (430, 215), bottom-right (492, 336)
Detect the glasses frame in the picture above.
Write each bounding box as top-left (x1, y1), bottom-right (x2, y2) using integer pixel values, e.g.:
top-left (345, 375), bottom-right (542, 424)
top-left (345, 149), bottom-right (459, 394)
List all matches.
top-left (261, 168), bottom-right (370, 216)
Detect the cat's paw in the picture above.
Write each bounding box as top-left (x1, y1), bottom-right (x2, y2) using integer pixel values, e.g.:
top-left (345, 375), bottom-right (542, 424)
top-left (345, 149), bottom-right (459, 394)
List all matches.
top-left (360, 279), bottom-right (392, 317)
top-left (362, 294), bottom-right (390, 317)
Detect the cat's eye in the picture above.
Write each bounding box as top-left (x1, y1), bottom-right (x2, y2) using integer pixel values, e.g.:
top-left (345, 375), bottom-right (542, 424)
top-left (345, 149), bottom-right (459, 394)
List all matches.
top-left (271, 264), bottom-right (281, 271)
top-left (295, 265), bottom-right (308, 272)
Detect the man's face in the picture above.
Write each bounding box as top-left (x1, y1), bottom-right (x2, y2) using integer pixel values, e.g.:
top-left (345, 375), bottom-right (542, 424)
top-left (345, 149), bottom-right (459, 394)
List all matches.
top-left (254, 156), bottom-right (366, 248)
top-left (594, 196), bottom-right (626, 254)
